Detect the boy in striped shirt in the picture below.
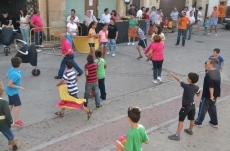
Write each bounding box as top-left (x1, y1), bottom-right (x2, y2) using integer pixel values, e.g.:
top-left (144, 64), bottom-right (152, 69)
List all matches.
top-left (56, 60), bottom-right (92, 119)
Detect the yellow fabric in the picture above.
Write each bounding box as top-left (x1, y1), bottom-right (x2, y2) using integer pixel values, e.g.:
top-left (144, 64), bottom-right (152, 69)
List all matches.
top-left (0, 115), bottom-right (5, 120)
top-left (168, 21), bottom-right (173, 28)
top-left (58, 85), bottom-right (86, 104)
top-left (72, 36), bottom-right (99, 54)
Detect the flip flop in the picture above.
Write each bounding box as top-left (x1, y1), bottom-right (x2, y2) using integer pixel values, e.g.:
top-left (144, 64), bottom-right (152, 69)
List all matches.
top-left (87, 110), bottom-right (93, 120)
top-left (55, 111), bottom-right (64, 117)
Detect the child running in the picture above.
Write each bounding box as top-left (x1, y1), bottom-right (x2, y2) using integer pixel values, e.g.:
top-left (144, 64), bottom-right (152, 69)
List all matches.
top-left (209, 48), bottom-right (224, 72)
top-left (203, 17), bottom-right (210, 35)
top-left (5, 57), bottom-right (24, 127)
top-left (115, 106), bottom-right (149, 150)
top-left (0, 81), bottom-right (21, 151)
top-left (55, 60), bottom-right (92, 119)
top-left (168, 72), bottom-right (200, 141)
top-left (163, 16), bottom-right (169, 35)
top-left (135, 23), bottom-right (147, 59)
top-left (88, 21), bottom-right (98, 59)
top-left (94, 50), bottom-right (107, 100)
top-left (98, 24), bottom-right (108, 58)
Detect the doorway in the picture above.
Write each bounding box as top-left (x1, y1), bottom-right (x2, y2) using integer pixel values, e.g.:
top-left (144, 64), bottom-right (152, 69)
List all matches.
top-left (85, 0), bottom-right (98, 17)
top-left (159, 0), bottom-right (185, 18)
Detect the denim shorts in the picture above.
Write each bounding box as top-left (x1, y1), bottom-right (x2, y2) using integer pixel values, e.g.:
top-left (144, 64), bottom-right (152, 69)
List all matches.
top-left (1, 128), bottom-right (14, 140)
top-left (8, 94), bottom-right (21, 106)
top-left (100, 42), bottom-right (107, 46)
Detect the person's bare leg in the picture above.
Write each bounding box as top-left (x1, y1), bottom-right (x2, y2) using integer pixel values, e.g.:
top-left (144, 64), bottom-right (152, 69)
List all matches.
top-left (100, 46), bottom-right (103, 57)
top-left (104, 46), bottom-right (107, 58)
top-left (214, 25), bottom-right (217, 34)
top-left (90, 47), bottom-right (93, 55)
top-left (92, 47), bottom-right (96, 59)
top-left (128, 37), bottom-right (131, 43)
top-left (189, 120), bottom-right (195, 130)
top-left (136, 45), bottom-right (142, 56)
top-left (210, 25), bottom-right (213, 33)
top-left (132, 37), bottom-right (135, 43)
top-left (60, 108), bottom-right (65, 114)
top-left (14, 106), bottom-right (21, 122)
top-left (176, 121), bottom-right (183, 135)
top-left (14, 39), bottom-right (17, 45)
top-left (82, 106), bottom-right (90, 113)
top-left (9, 105), bottom-right (13, 112)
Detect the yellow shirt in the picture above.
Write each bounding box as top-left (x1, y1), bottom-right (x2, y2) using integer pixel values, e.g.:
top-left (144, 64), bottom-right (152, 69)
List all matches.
top-left (88, 28), bottom-right (96, 43)
top-left (168, 21), bottom-right (173, 28)
top-left (151, 33), bottom-right (165, 41)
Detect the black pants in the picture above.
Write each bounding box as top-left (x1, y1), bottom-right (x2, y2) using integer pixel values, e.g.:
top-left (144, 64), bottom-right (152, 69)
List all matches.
top-left (98, 78), bottom-right (106, 100)
top-left (152, 60), bottom-right (163, 80)
top-left (176, 29), bottom-right (186, 45)
top-left (195, 97), bottom-right (218, 125)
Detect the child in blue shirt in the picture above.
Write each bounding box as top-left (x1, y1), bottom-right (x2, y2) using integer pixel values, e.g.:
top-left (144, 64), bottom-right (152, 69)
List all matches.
top-left (203, 17), bottom-right (210, 35)
top-left (209, 48), bottom-right (224, 72)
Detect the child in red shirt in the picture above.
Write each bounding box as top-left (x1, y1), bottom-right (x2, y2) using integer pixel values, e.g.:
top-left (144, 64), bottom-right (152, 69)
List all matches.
top-left (163, 17), bottom-right (169, 35)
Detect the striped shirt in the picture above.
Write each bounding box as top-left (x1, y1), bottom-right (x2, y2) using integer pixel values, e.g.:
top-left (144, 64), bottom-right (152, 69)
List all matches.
top-left (85, 63), bottom-right (98, 83)
top-left (62, 70), bottom-right (78, 95)
top-left (137, 28), bottom-right (146, 40)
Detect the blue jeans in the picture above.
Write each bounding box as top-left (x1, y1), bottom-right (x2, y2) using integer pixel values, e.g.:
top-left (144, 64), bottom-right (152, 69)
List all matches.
top-left (20, 26), bottom-right (30, 44)
top-left (1, 128), bottom-right (14, 140)
top-left (107, 39), bottom-right (116, 54)
top-left (186, 25), bottom-right (193, 40)
top-left (84, 82), bottom-right (100, 107)
top-left (152, 60), bottom-right (163, 80)
top-left (34, 31), bottom-right (46, 45)
top-left (57, 54), bottom-right (83, 78)
top-left (66, 34), bottom-right (73, 47)
top-left (176, 29), bottom-right (186, 45)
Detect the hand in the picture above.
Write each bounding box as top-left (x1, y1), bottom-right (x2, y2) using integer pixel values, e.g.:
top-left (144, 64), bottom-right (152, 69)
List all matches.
top-left (169, 72), bottom-right (173, 76)
top-left (19, 87), bottom-right (24, 90)
top-left (210, 97), bottom-right (215, 102)
top-left (62, 54), bottom-right (66, 58)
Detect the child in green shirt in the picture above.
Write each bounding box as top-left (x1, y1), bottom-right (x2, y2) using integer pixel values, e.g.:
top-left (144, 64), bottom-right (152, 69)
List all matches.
top-left (94, 50), bottom-right (107, 100)
top-left (115, 106), bottom-right (149, 151)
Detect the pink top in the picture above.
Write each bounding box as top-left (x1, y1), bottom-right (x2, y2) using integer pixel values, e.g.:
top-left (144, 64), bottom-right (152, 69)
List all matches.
top-left (150, 42), bottom-right (164, 61)
top-left (99, 30), bottom-right (108, 42)
top-left (31, 14), bottom-right (43, 32)
top-left (61, 39), bottom-right (74, 55)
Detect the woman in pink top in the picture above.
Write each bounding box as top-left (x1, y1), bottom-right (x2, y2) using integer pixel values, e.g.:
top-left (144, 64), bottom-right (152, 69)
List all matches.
top-left (111, 10), bottom-right (119, 21)
top-left (98, 24), bottom-right (108, 58)
top-left (147, 35), bottom-right (164, 84)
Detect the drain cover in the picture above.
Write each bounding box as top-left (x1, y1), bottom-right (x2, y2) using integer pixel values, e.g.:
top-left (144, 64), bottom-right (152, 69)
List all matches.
top-left (194, 41), bottom-right (205, 43)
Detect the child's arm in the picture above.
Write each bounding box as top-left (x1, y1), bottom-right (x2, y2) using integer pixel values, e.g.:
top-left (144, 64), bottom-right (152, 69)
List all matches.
top-left (169, 73), bottom-right (182, 83)
top-left (56, 79), bottom-right (65, 87)
top-left (85, 70), bottom-right (89, 77)
top-left (104, 64), bottom-right (107, 69)
top-left (144, 141), bottom-right (149, 144)
top-left (196, 87), bottom-right (201, 97)
top-left (75, 77), bottom-right (78, 82)
top-left (115, 140), bottom-right (125, 151)
top-left (7, 80), bottom-right (24, 90)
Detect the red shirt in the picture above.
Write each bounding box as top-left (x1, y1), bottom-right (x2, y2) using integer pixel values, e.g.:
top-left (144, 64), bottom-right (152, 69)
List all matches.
top-left (31, 14), bottom-right (43, 32)
top-left (61, 39), bottom-right (74, 55)
top-left (144, 14), bottom-right (150, 20)
top-left (150, 42), bottom-right (164, 61)
top-left (85, 63), bottom-right (98, 83)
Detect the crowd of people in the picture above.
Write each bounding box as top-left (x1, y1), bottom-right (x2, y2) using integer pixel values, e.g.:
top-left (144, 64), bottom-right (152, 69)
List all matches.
top-left (0, 4), bottom-right (226, 151)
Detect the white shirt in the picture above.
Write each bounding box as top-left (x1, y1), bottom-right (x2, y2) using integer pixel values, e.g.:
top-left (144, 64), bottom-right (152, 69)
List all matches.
top-left (101, 13), bottom-right (111, 24)
top-left (188, 15), bottom-right (195, 25)
top-left (20, 15), bottom-right (30, 28)
top-left (181, 10), bottom-right (190, 17)
top-left (66, 23), bottom-right (77, 36)
top-left (197, 11), bottom-right (202, 20)
top-left (66, 15), bottom-right (80, 23)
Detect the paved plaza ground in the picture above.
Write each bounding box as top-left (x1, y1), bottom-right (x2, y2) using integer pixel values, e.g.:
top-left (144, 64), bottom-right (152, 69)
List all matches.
top-left (0, 26), bottom-right (230, 151)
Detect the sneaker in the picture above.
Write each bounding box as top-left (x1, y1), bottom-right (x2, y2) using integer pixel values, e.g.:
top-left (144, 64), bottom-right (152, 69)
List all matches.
top-left (195, 124), bottom-right (202, 128)
top-left (137, 56), bottom-right (143, 59)
top-left (54, 76), bottom-right (62, 79)
top-left (152, 80), bottom-right (157, 84)
top-left (14, 120), bottom-right (25, 127)
top-left (215, 34), bottom-right (217, 36)
top-left (112, 53), bottom-right (115, 57)
top-left (127, 42), bottom-right (131, 46)
top-left (168, 134), bottom-right (180, 141)
top-left (15, 45), bottom-right (18, 50)
top-left (184, 129), bottom-right (193, 135)
top-left (36, 49), bottom-right (42, 53)
top-left (132, 42), bottom-right (135, 45)
top-left (209, 121), bottom-right (218, 128)
top-left (96, 105), bottom-right (102, 110)
top-left (175, 43), bottom-right (179, 46)
top-left (157, 77), bottom-right (162, 83)
top-left (106, 52), bottom-right (110, 55)
top-left (3, 45), bottom-right (6, 49)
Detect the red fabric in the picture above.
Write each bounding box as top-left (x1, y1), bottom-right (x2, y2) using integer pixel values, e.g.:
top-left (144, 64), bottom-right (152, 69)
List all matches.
top-left (149, 26), bottom-right (153, 34)
top-left (61, 39), bottom-right (74, 55)
top-left (144, 14), bottom-right (150, 20)
top-left (56, 100), bottom-right (83, 109)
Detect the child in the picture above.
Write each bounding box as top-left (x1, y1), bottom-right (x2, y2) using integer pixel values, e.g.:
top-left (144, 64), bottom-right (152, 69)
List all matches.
top-left (88, 21), bottom-right (98, 59)
top-left (84, 54), bottom-right (101, 109)
top-left (55, 60), bottom-right (92, 119)
top-left (5, 57), bottom-right (24, 127)
top-left (168, 19), bottom-right (173, 33)
top-left (135, 23), bottom-right (147, 59)
top-left (163, 16), bottom-right (169, 35)
top-left (98, 24), bottom-right (108, 58)
top-left (115, 106), bottom-right (149, 150)
top-left (168, 72), bottom-right (200, 141)
top-left (209, 48), bottom-right (224, 72)
top-left (94, 50), bottom-right (107, 100)
top-left (0, 81), bottom-right (21, 151)
top-left (203, 17), bottom-right (210, 35)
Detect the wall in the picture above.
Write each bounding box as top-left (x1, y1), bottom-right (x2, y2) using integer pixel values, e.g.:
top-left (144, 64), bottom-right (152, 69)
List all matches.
top-left (98, 0), bottom-right (117, 19)
top-left (65, 0), bottom-right (85, 21)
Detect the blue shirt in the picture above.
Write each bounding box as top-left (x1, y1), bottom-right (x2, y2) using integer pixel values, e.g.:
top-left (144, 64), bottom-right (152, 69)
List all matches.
top-left (209, 55), bottom-right (224, 71)
top-left (62, 70), bottom-right (78, 95)
top-left (5, 67), bottom-right (22, 96)
top-left (204, 20), bottom-right (210, 28)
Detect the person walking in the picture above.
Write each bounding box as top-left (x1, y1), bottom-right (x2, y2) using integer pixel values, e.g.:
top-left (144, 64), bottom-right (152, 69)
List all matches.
top-left (186, 11), bottom-right (195, 40)
top-left (107, 18), bottom-right (118, 57)
top-left (55, 33), bottom-right (83, 79)
top-left (18, 10), bottom-right (30, 44)
top-left (209, 6), bottom-right (219, 36)
top-left (194, 7), bottom-right (203, 34)
top-left (170, 7), bottom-right (179, 33)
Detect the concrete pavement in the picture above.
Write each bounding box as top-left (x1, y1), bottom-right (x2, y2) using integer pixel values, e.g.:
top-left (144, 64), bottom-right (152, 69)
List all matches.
top-left (0, 27), bottom-right (230, 151)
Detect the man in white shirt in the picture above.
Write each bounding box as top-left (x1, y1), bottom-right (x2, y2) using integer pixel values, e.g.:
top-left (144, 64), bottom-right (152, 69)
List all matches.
top-left (181, 6), bottom-right (190, 17)
top-left (101, 8), bottom-right (111, 24)
top-left (66, 9), bottom-right (80, 24)
top-left (186, 11), bottom-right (195, 40)
top-left (84, 10), bottom-right (98, 27)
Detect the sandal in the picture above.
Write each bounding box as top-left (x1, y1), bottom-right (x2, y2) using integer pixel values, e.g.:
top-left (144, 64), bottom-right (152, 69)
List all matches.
top-left (55, 111), bottom-right (64, 117)
top-left (87, 110), bottom-right (93, 120)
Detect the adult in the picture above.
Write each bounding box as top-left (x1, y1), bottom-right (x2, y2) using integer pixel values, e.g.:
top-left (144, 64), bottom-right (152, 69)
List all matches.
top-left (186, 11), bottom-right (195, 40)
top-left (0, 11), bottom-right (18, 49)
top-left (30, 9), bottom-right (46, 46)
top-left (194, 7), bottom-right (203, 34)
top-left (175, 12), bottom-right (190, 46)
top-left (151, 25), bottom-right (165, 42)
top-left (154, 9), bottom-right (161, 26)
top-left (127, 4), bottom-right (136, 16)
top-left (170, 7), bottom-right (179, 33)
top-left (148, 35), bottom-right (164, 84)
top-left (209, 6), bottom-right (219, 36)
top-left (101, 8), bottom-right (111, 24)
top-left (111, 10), bottom-right (119, 21)
top-left (84, 10), bottom-right (98, 27)
top-left (54, 33), bottom-right (83, 79)
top-left (66, 16), bottom-right (78, 47)
top-left (150, 6), bottom-right (157, 27)
top-left (195, 58), bottom-right (221, 128)
top-left (66, 9), bottom-right (80, 25)
top-left (144, 8), bottom-right (150, 35)
top-left (18, 10), bottom-right (30, 44)
top-left (159, 8), bottom-right (164, 27)
top-left (107, 18), bottom-right (118, 57)
top-left (127, 14), bottom-right (138, 46)
top-left (182, 6), bottom-right (190, 17)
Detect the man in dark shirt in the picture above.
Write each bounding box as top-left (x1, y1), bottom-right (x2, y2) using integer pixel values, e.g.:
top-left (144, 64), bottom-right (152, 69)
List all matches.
top-left (195, 58), bottom-right (221, 128)
top-left (107, 18), bottom-right (118, 57)
top-left (127, 4), bottom-right (136, 16)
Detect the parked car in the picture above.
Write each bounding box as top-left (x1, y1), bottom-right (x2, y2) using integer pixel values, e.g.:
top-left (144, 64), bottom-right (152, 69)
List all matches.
top-left (223, 6), bottom-right (230, 29)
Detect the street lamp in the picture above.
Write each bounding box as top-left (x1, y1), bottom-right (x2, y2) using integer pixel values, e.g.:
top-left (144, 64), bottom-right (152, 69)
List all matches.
top-left (124, 0), bottom-right (131, 5)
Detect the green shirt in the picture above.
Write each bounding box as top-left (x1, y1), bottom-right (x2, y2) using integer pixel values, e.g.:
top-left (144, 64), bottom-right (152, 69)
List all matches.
top-left (129, 19), bottom-right (138, 28)
top-left (94, 58), bottom-right (106, 79)
top-left (125, 124), bottom-right (149, 151)
top-left (0, 98), bottom-right (13, 132)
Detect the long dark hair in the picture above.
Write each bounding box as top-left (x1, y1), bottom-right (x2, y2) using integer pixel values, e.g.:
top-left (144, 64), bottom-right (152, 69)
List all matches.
top-left (155, 25), bottom-right (162, 35)
top-left (20, 10), bottom-right (27, 17)
top-left (111, 10), bottom-right (117, 16)
top-left (88, 21), bottom-right (97, 32)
